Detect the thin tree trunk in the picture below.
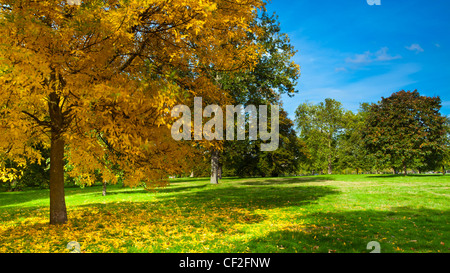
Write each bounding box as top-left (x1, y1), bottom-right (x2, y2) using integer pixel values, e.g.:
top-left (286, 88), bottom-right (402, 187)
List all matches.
top-left (102, 180), bottom-right (107, 196)
top-left (48, 92), bottom-right (67, 225)
top-left (403, 162), bottom-right (407, 176)
top-left (210, 74), bottom-right (222, 185)
top-left (443, 165), bottom-right (446, 176)
top-left (210, 149), bottom-right (219, 184)
top-left (327, 135), bottom-right (333, 175)
top-left (218, 162), bottom-right (222, 179)
top-left (327, 155), bottom-right (332, 175)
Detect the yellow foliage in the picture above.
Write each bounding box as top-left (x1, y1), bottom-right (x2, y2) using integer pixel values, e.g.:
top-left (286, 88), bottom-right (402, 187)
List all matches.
top-left (0, 0), bottom-right (264, 186)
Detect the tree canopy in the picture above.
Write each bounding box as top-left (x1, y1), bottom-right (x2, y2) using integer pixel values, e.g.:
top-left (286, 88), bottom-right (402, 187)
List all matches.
top-left (0, 0), bottom-right (264, 224)
top-left (217, 11), bottom-right (302, 179)
top-left (363, 90), bottom-right (447, 175)
top-left (295, 98), bottom-right (352, 174)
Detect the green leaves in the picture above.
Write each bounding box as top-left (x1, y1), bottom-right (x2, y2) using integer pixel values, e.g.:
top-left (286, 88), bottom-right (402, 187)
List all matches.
top-left (295, 99), bottom-right (353, 174)
top-left (294, 91), bottom-right (448, 175)
top-left (364, 90), bottom-right (447, 174)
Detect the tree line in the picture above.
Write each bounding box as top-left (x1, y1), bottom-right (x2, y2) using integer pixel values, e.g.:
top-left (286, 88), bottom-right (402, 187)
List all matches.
top-left (4, 88), bottom-right (448, 193)
top-left (185, 90), bottom-right (448, 178)
top-left (295, 90), bottom-right (449, 176)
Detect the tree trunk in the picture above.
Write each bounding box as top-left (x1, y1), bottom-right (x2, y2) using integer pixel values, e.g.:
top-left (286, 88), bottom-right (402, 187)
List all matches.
top-left (218, 162), bottom-right (222, 179)
top-left (327, 136), bottom-right (332, 175)
top-left (327, 155), bottom-right (332, 175)
top-left (403, 162), bottom-right (407, 176)
top-left (210, 149), bottom-right (219, 184)
top-left (102, 180), bottom-right (107, 196)
top-left (48, 92), bottom-right (67, 225)
top-left (190, 170), bottom-right (194, 178)
top-left (443, 165), bottom-right (446, 176)
top-left (49, 134), bottom-right (67, 225)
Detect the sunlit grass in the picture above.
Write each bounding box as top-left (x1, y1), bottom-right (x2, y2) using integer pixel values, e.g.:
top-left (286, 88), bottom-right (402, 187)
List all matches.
top-left (0, 174), bottom-right (449, 253)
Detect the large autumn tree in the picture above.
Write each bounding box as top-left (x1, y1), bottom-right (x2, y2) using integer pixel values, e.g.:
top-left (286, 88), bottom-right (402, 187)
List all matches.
top-left (0, 0), bottom-right (264, 224)
top-left (364, 90), bottom-right (447, 175)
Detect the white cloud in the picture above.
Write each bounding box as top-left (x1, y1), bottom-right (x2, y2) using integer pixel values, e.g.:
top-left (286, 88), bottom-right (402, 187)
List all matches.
top-left (335, 67), bottom-right (348, 72)
top-left (405, 43), bottom-right (424, 53)
top-left (346, 51), bottom-right (372, 64)
top-left (375, 47), bottom-right (402, 61)
top-left (346, 47), bottom-right (401, 64)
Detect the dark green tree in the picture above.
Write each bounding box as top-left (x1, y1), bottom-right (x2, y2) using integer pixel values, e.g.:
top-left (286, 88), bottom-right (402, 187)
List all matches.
top-left (431, 115), bottom-right (450, 175)
top-left (223, 109), bottom-right (306, 177)
top-left (257, 110), bottom-right (307, 177)
top-left (363, 90), bottom-right (447, 175)
top-left (216, 11), bottom-right (301, 179)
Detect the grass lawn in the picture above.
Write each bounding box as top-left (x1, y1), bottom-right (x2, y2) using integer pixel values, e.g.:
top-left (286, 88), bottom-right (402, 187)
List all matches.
top-left (0, 174), bottom-right (449, 253)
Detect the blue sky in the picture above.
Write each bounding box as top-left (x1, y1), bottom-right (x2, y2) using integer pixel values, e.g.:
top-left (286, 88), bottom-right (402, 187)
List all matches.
top-left (265, 0), bottom-right (450, 119)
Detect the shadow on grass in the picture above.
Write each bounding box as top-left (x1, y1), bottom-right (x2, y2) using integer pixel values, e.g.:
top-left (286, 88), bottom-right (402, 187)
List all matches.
top-left (152, 184), bottom-right (340, 213)
top-left (241, 207), bottom-right (450, 253)
top-left (1, 183), bottom-right (339, 222)
top-left (0, 184), bottom-right (134, 208)
top-left (104, 184), bottom-right (210, 195)
top-left (238, 176), bottom-right (335, 186)
top-left (0, 176), bottom-right (336, 208)
top-left (0, 189), bottom-right (49, 208)
top-left (168, 177), bottom-right (210, 184)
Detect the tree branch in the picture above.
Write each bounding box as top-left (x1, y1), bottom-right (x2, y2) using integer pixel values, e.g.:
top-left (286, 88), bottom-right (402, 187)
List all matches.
top-left (21, 111), bottom-right (51, 128)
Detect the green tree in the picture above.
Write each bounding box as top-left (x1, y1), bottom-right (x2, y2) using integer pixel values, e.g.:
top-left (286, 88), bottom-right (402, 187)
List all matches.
top-left (363, 90), bottom-right (447, 175)
top-left (337, 103), bottom-right (374, 174)
top-left (435, 116), bottom-right (450, 175)
top-left (221, 11), bottom-right (300, 106)
top-left (216, 11), bottom-right (301, 179)
top-left (257, 110), bottom-right (306, 177)
top-left (295, 98), bottom-right (352, 174)
top-left (223, 109), bottom-right (306, 177)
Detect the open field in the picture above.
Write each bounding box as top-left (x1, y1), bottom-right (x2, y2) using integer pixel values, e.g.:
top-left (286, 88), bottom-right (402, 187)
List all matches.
top-left (0, 174), bottom-right (449, 253)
